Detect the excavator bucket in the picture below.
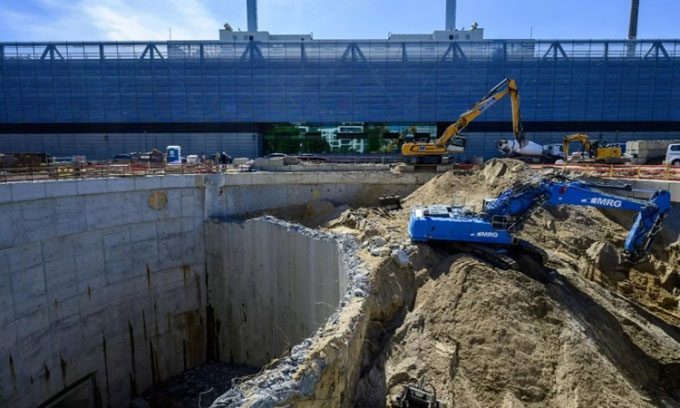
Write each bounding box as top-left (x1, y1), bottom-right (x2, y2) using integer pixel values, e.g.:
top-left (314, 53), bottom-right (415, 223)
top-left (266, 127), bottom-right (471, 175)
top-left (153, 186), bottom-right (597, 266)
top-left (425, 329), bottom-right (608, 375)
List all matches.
top-left (379, 195), bottom-right (402, 210)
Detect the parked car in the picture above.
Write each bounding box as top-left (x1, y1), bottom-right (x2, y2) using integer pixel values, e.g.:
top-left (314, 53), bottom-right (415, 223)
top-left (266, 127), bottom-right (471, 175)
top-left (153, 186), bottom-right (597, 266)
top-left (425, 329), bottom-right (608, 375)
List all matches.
top-left (112, 153), bottom-right (132, 163)
top-left (264, 153), bottom-right (287, 159)
top-left (666, 143), bottom-right (680, 166)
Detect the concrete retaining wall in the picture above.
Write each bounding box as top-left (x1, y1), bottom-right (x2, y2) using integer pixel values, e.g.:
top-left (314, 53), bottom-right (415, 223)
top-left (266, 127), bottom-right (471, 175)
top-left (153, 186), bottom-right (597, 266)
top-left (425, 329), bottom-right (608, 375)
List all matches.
top-left (205, 218), bottom-right (348, 367)
top-left (210, 222), bottom-right (371, 408)
top-left (0, 171), bottom-right (429, 407)
top-left (204, 172), bottom-right (433, 218)
top-left (0, 176), bottom-right (207, 408)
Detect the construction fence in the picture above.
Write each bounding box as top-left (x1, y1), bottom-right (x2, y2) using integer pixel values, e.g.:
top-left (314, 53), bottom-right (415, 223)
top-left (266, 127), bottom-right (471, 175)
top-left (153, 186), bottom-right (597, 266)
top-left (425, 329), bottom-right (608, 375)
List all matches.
top-left (532, 163), bottom-right (680, 181)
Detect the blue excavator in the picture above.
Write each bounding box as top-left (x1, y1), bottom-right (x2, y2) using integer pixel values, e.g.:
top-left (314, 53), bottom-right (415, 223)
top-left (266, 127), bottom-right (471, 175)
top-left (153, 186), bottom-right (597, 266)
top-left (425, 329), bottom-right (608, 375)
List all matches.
top-left (408, 175), bottom-right (670, 266)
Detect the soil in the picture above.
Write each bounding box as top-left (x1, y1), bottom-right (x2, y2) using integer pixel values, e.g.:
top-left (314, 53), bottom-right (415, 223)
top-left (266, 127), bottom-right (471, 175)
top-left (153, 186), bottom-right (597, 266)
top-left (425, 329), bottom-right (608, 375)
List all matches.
top-left (327, 159), bottom-right (680, 407)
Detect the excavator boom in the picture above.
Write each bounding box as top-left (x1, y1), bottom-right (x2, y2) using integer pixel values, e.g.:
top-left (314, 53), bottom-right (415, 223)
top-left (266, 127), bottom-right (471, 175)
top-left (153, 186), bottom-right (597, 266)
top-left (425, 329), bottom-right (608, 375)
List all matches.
top-left (401, 78), bottom-right (524, 163)
top-left (409, 176), bottom-right (670, 262)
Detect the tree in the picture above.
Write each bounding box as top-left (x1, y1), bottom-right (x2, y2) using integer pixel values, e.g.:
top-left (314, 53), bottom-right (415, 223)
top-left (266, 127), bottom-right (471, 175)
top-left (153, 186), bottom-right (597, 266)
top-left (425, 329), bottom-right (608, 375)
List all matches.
top-left (366, 124), bottom-right (388, 153)
top-left (263, 124), bottom-right (330, 154)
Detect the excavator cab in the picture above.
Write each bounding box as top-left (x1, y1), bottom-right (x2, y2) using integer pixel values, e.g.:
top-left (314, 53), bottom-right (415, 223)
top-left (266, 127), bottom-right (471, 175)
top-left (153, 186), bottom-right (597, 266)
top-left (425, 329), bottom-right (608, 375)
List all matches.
top-left (448, 135), bottom-right (466, 153)
top-left (591, 140), bottom-right (623, 161)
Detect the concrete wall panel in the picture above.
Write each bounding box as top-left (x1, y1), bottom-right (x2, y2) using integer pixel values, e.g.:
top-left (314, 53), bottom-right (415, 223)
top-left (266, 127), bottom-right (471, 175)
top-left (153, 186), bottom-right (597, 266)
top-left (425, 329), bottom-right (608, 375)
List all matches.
top-left (0, 180), bottom-right (208, 408)
top-left (205, 218), bottom-right (346, 367)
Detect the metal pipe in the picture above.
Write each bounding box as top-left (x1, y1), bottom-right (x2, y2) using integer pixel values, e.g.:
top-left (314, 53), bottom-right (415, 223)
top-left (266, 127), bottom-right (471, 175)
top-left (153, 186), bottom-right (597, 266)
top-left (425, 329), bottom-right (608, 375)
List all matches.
top-left (446, 0), bottom-right (456, 31)
top-left (628, 0), bottom-right (639, 39)
top-left (247, 0), bottom-right (258, 32)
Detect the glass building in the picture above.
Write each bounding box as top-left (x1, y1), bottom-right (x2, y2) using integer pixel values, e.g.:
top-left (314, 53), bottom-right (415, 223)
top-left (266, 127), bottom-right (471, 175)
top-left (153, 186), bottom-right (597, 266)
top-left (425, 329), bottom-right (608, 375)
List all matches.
top-left (1, 39), bottom-right (679, 159)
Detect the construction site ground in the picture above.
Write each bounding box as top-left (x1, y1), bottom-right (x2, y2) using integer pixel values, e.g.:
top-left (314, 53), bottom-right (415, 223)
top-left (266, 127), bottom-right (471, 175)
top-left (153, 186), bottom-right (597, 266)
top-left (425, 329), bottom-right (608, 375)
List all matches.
top-left (322, 159), bottom-right (680, 407)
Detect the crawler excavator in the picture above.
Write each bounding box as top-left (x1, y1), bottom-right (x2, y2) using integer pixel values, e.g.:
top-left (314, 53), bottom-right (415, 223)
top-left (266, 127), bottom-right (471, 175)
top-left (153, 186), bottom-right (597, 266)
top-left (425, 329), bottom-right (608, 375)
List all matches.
top-left (401, 78), bottom-right (525, 164)
top-left (562, 133), bottom-right (627, 163)
top-left (408, 175), bottom-right (670, 266)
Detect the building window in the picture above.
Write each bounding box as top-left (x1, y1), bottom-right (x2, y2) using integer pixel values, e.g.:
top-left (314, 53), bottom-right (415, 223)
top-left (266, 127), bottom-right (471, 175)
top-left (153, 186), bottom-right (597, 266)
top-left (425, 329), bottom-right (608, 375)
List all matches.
top-left (466, 34), bottom-right (470, 40)
top-left (449, 34), bottom-right (453, 40)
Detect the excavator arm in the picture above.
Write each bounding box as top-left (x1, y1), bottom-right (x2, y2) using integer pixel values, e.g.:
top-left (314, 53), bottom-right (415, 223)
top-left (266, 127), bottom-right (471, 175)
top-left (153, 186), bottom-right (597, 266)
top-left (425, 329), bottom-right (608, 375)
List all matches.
top-left (401, 78), bottom-right (525, 162)
top-left (483, 178), bottom-right (671, 262)
top-left (562, 133), bottom-right (592, 159)
top-left (435, 78), bottom-right (524, 148)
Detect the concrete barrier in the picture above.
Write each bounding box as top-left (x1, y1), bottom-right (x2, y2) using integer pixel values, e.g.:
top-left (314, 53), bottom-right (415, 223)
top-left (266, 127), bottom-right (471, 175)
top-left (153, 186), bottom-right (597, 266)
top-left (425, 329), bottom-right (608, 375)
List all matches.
top-left (0, 171), bottom-right (430, 407)
top-left (0, 176), bottom-right (206, 408)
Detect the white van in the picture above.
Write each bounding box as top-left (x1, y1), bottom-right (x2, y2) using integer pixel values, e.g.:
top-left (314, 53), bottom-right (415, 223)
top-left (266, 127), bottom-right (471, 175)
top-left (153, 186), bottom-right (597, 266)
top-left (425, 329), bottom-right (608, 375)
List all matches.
top-left (666, 143), bottom-right (680, 166)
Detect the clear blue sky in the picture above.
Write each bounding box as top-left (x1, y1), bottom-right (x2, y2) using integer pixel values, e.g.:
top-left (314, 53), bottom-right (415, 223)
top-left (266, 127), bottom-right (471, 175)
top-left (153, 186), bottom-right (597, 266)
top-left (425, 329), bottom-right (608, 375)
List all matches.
top-left (0, 0), bottom-right (678, 42)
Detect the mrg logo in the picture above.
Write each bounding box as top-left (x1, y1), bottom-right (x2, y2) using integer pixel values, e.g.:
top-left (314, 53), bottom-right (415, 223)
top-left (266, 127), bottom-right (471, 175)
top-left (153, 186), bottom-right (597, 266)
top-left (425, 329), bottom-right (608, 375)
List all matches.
top-left (475, 231), bottom-right (499, 238)
top-left (589, 197), bottom-right (622, 208)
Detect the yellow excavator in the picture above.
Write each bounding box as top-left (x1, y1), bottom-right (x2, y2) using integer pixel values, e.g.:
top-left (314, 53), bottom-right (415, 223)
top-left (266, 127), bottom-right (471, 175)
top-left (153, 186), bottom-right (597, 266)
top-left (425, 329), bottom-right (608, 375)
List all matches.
top-left (562, 133), bottom-right (627, 163)
top-left (401, 78), bottom-right (525, 164)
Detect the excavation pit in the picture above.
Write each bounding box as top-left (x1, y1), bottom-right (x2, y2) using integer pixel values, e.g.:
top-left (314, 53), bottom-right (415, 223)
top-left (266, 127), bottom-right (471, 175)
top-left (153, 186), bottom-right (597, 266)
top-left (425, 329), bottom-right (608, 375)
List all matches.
top-left (2, 166), bottom-right (680, 408)
top-left (0, 172), bottom-right (424, 408)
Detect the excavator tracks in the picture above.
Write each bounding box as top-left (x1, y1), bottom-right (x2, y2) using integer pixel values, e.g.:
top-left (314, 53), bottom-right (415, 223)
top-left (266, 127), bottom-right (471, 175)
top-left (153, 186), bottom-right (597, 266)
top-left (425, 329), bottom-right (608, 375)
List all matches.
top-left (430, 239), bottom-right (549, 274)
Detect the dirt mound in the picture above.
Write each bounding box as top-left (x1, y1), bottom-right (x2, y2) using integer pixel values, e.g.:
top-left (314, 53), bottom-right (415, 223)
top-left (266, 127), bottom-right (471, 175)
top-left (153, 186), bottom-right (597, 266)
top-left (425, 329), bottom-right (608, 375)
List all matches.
top-left (404, 158), bottom-right (680, 324)
top-left (404, 158), bottom-right (534, 211)
top-left (384, 255), bottom-right (663, 407)
top-left (329, 158), bottom-right (680, 407)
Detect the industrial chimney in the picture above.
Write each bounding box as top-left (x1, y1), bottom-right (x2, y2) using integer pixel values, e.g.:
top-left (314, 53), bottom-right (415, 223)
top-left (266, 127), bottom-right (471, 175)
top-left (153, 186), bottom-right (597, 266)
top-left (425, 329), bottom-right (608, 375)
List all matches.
top-left (247, 0), bottom-right (258, 32)
top-left (628, 0), bottom-right (639, 39)
top-left (445, 0), bottom-right (456, 31)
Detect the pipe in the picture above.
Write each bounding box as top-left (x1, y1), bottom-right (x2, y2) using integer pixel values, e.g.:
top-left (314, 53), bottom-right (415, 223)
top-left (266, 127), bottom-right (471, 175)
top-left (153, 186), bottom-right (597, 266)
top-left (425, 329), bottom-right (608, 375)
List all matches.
top-left (446, 0), bottom-right (456, 31)
top-left (628, 0), bottom-right (639, 39)
top-left (247, 0), bottom-right (258, 32)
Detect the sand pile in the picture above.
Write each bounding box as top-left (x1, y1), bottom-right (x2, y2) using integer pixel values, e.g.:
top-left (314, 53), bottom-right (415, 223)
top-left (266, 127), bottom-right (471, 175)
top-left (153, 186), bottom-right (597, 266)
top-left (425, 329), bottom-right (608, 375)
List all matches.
top-left (331, 159), bottom-right (680, 407)
top-left (384, 255), bottom-right (668, 407)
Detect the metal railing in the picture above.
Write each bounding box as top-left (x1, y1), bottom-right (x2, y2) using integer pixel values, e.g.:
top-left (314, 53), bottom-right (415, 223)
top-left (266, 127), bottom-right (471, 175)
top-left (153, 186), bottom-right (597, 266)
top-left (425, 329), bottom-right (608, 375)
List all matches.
top-left (1, 39), bottom-right (679, 62)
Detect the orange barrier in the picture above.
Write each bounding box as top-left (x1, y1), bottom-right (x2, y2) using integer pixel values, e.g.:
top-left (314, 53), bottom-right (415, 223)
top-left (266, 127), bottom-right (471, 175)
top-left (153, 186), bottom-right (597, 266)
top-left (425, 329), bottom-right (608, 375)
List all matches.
top-left (530, 163), bottom-right (680, 181)
top-left (0, 162), bottom-right (225, 183)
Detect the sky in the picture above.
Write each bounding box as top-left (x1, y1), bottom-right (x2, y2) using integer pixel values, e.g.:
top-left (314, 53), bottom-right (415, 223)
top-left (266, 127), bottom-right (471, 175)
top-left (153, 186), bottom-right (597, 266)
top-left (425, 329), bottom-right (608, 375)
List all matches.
top-left (0, 0), bottom-right (678, 42)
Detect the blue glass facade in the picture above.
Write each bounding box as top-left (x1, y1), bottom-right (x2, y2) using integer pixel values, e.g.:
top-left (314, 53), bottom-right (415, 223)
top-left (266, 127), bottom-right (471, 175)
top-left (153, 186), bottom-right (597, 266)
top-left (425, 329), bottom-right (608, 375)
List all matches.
top-left (1, 40), bottom-right (680, 159)
top-left (1, 40), bottom-right (679, 125)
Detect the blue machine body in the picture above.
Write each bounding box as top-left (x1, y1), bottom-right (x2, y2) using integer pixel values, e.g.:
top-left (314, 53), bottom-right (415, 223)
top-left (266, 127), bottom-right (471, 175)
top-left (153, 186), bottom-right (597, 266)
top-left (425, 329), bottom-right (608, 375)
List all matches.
top-left (408, 205), bottom-right (515, 244)
top-left (408, 178), bottom-right (671, 261)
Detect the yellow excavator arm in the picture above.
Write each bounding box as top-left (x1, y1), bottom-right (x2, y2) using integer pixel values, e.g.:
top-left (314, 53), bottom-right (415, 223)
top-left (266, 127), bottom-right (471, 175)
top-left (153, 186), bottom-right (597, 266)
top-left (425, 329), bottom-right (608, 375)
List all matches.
top-left (562, 133), bottom-right (592, 159)
top-left (401, 78), bottom-right (525, 161)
